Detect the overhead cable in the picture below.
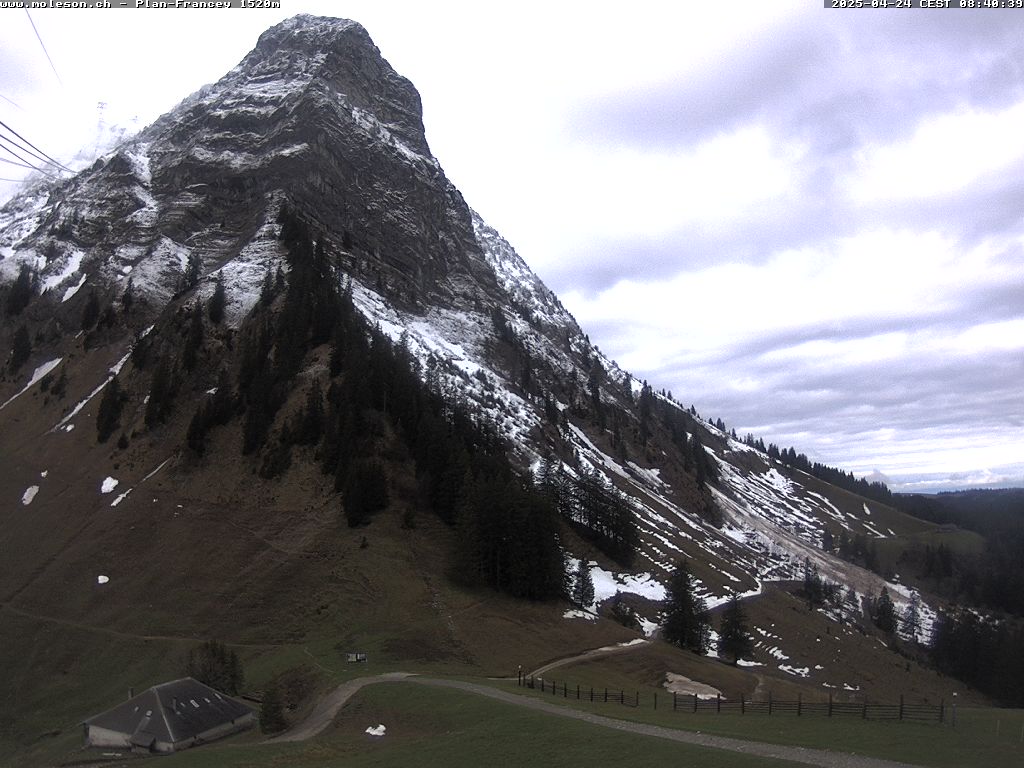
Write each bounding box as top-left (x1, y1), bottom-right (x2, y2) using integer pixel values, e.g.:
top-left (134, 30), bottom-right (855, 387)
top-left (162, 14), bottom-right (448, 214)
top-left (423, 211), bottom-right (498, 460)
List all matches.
top-left (0, 120), bottom-right (72, 173)
top-left (0, 140), bottom-right (57, 178)
top-left (25, 10), bottom-right (63, 87)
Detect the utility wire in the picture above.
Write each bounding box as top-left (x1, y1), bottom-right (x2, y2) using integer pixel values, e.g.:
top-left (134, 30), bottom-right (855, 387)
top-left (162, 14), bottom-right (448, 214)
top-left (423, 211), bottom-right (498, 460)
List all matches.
top-left (0, 133), bottom-right (60, 173)
top-left (0, 120), bottom-right (72, 173)
top-left (0, 155), bottom-right (40, 171)
top-left (0, 93), bottom-right (24, 111)
top-left (0, 140), bottom-right (57, 178)
top-left (25, 10), bottom-right (63, 87)
top-left (0, 131), bottom-right (55, 168)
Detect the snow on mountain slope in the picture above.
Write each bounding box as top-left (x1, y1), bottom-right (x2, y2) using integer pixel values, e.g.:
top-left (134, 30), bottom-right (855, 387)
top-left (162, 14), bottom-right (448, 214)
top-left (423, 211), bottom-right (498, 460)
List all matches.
top-left (0, 14), bottom-right (936, 685)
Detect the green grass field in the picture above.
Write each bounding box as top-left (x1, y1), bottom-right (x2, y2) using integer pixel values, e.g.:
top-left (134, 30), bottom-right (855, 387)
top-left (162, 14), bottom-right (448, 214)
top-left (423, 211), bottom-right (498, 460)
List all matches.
top-left (30, 676), bottom-right (1022, 768)
top-left (489, 678), bottom-right (1024, 768)
top-left (118, 683), bottom-right (809, 768)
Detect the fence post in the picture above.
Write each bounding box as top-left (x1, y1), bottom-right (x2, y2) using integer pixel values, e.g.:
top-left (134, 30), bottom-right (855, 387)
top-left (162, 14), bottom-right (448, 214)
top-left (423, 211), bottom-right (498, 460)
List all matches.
top-left (563, 682), bottom-right (567, 698)
top-left (693, 693), bottom-right (697, 713)
top-left (769, 692), bottom-right (773, 716)
top-left (828, 692), bottom-right (833, 717)
top-left (899, 694), bottom-right (904, 721)
top-left (798, 693), bottom-right (802, 716)
top-left (620, 689), bottom-right (624, 706)
top-left (654, 693), bottom-right (657, 711)
top-left (636, 690), bottom-right (639, 707)
top-left (576, 684), bottom-right (580, 700)
top-left (604, 688), bottom-right (608, 703)
top-left (590, 687), bottom-right (593, 702)
top-left (717, 693), bottom-right (721, 714)
top-left (673, 691), bottom-right (677, 711)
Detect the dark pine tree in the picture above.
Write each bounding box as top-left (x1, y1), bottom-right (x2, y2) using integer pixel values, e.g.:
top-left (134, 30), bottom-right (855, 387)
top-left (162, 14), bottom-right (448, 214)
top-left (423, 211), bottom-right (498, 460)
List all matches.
top-left (343, 461), bottom-right (389, 527)
top-left (259, 682), bottom-right (287, 734)
top-left (571, 560), bottom-right (595, 608)
top-left (144, 358), bottom-right (175, 427)
top-left (81, 292), bottom-right (101, 331)
top-left (662, 558), bottom-right (710, 653)
top-left (95, 376), bottom-right (123, 444)
top-left (718, 596), bottom-right (754, 665)
top-left (6, 265), bottom-right (34, 316)
top-left (9, 324), bottom-right (30, 372)
top-left (185, 640), bottom-right (243, 695)
top-left (183, 302), bottom-right (204, 371)
top-left (184, 252), bottom-right (201, 292)
top-left (873, 586), bottom-right (897, 634)
top-left (208, 273), bottom-right (226, 324)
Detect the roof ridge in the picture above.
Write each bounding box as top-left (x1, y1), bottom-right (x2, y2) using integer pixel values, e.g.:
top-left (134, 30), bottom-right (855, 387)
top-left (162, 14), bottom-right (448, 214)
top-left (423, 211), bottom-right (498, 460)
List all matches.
top-left (152, 676), bottom-right (193, 690)
top-left (157, 688), bottom-right (176, 743)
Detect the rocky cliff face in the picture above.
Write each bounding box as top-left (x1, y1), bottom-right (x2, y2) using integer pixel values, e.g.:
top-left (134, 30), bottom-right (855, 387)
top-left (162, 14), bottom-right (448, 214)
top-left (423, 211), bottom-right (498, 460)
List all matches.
top-left (0, 15), bottom-right (493, 317)
top-left (0, 15), bottom-right (936, 687)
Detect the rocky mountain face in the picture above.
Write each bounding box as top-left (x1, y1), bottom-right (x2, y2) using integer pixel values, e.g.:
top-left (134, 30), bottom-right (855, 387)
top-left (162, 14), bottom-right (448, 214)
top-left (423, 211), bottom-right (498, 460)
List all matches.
top-left (0, 15), bottom-right (938, 700)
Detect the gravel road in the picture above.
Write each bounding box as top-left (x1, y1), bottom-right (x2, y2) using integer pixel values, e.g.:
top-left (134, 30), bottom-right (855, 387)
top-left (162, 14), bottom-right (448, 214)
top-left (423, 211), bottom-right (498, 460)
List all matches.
top-left (271, 672), bottom-right (927, 768)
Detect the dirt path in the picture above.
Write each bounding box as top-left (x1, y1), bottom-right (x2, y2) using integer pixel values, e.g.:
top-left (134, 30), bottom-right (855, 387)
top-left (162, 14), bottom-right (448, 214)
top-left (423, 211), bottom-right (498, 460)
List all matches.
top-left (276, 673), bottom-right (922, 768)
top-left (528, 639), bottom-right (650, 677)
top-left (415, 678), bottom-right (923, 768)
top-left (268, 673), bottom-right (415, 743)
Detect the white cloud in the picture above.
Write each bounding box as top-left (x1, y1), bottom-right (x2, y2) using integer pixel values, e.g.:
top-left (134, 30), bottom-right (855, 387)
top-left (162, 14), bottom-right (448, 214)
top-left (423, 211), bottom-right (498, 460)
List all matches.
top-left (849, 101), bottom-right (1024, 203)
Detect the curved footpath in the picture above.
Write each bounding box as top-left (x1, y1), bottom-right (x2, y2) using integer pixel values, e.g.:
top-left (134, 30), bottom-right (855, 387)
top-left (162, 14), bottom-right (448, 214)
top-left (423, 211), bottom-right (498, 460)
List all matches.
top-left (528, 639), bottom-right (650, 678)
top-left (272, 673), bottom-right (924, 768)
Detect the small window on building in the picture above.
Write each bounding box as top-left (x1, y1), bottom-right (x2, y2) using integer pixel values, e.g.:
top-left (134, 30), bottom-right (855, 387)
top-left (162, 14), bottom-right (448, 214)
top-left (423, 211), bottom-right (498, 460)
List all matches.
top-left (191, 699), bottom-right (199, 708)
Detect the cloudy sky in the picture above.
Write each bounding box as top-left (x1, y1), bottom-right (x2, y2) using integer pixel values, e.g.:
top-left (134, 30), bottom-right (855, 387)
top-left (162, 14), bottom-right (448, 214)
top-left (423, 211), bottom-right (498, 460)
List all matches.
top-left (1, 2), bottom-right (1022, 492)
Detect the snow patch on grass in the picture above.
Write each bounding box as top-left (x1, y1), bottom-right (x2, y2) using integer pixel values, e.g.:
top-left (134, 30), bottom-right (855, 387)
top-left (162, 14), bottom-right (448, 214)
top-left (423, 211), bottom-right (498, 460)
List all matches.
top-left (21, 486), bottom-right (39, 505)
top-left (779, 665), bottom-right (810, 678)
top-left (1, 357), bottom-right (62, 410)
top-left (563, 608), bottom-right (597, 622)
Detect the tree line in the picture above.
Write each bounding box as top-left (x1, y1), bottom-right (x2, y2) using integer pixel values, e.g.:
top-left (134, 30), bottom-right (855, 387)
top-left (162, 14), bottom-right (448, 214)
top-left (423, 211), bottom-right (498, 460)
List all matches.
top-left (179, 205), bottom-right (567, 600)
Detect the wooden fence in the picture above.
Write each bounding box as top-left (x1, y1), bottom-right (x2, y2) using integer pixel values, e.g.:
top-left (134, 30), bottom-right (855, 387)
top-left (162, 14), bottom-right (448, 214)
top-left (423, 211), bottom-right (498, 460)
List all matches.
top-left (517, 672), bottom-right (945, 724)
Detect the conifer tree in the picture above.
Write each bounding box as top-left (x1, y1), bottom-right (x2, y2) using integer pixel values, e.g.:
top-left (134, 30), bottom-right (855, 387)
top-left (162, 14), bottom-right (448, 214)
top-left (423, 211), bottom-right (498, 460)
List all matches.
top-left (900, 590), bottom-right (921, 642)
top-left (208, 273), bottom-right (226, 324)
top-left (144, 358), bottom-right (175, 427)
top-left (259, 682), bottom-right (287, 734)
top-left (662, 558), bottom-right (710, 653)
top-left (185, 640), bottom-right (243, 694)
top-left (842, 586), bottom-right (860, 623)
top-left (81, 291), bottom-right (101, 331)
top-left (821, 527), bottom-right (834, 552)
top-left (571, 560), bottom-right (595, 608)
top-left (121, 278), bottom-right (134, 314)
top-left (96, 376), bottom-right (123, 443)
top-left (183, 302), bottom-right (204, 371)
top-left (874, 586), bottom-right (897, 633)
top-left (718, 596), bottom-right (754, 665)
top-left (6, 264), bottom-right (34, 316)
top-left (343, 461), bottom-right (389, 527)
top-left (609, 591), bottom-right (641, 630)
top-left (184, 252), bottom-right (201, 291)
top-left (9, 324), bottom-right (30, 372)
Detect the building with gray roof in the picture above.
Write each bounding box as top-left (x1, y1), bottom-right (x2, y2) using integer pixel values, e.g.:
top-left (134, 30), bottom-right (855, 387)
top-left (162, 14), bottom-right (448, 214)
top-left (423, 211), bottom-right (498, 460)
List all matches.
top-left (82, 677), bottom-right (255, 754)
